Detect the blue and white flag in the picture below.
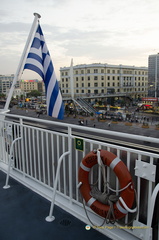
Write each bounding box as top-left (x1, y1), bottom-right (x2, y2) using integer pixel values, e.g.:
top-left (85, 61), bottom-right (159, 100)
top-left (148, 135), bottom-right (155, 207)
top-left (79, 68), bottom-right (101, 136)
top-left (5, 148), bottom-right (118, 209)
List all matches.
top-left (24, 24), bottom-right (64, 119)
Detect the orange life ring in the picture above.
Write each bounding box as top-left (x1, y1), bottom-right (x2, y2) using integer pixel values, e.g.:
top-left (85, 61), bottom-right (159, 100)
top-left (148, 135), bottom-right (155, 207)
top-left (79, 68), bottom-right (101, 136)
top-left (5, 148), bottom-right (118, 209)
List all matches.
top-left (78, 149), bottom-right (135, 220)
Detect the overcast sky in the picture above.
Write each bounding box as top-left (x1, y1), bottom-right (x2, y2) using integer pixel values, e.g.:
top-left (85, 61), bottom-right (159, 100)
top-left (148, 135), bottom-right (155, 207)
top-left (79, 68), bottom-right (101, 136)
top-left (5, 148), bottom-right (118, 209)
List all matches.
top-left (1, 0), bottom-right (159, 80)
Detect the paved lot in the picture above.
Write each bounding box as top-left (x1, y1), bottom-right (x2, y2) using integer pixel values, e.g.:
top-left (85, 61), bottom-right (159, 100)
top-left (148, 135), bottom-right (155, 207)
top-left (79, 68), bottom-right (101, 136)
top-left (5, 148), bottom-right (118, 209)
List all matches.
top-left (8, 106), bottom-right (159, 139)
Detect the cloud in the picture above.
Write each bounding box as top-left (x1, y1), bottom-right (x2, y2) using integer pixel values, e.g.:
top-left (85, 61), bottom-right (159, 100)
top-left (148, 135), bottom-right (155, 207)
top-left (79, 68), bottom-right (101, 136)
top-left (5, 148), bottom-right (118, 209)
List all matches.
top-left (1, 0), bottom-right (159, 80)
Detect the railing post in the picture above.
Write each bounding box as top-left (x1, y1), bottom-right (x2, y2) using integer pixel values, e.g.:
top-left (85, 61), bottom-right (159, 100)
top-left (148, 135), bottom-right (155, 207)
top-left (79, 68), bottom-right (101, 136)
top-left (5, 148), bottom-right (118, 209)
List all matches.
top-left (20, 118), bottom-right (25, 176)
top-left (147, 183), bottom-right (159, 227)
top-left (45, 151), bottom-right (70, 222)
top-left (68, 126), bottom-right (73, 202)
top-left (3, 137), bottom-right (22, 189)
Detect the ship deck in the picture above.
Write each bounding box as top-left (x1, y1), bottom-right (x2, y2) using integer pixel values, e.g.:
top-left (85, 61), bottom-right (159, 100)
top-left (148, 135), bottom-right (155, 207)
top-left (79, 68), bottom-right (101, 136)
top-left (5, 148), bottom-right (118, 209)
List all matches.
top-left (0, 170), bottom-right (111, 240)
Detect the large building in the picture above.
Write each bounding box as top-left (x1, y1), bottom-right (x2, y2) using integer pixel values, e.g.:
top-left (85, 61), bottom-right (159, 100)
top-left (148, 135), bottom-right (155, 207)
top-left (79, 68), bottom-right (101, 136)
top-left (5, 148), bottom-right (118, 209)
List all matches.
top-left (60, 63), bottom-right (148, 100)
top-left (20, 79), bottom-right (44, 93)
top-left (0, 75), bottom-right (44, 98)
top-left (148, 53), bottom-right (159, 97)
top-left (0, 74), bottom-right (20, 95)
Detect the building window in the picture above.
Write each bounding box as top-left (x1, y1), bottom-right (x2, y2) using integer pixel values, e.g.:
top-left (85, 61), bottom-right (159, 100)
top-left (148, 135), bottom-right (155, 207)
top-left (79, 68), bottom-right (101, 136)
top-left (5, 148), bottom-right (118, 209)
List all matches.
top-left (94, 69), bottom-right (98, 73)
top-left (94, 76), bottom-right (98, 80)
top-left (81, 77), bottom-right (84, 81)
top-left (94, 83), bottom-right (98, 87)
top-left (87, 69), bottom-right (90, 73)
top-left (81, 70), bottom-right (84, 74)
top-left (101, 82), bottom-right (104, 87)
top-left (101, 69), bottom-right (104, 73)
top-left (88, 76), bottom-right (90, 80)
top-left (75, 70), bottom-right (78, 74)
top-left (76, 77), bottom-right (78, 81)
top-left (88, 83), bottom-right (90, 87)
top-left (101, 76), bottom-right (104, 80)
top-left (76, 83), bottom-right (78, 87)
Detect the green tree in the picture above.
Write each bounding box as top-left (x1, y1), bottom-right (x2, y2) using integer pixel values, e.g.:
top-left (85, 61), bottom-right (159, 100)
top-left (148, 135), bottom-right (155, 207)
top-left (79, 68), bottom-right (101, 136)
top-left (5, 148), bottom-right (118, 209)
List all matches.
top-left (0, 93), bottom-right (6, 99)
top-left (27, 90), bottom-right (42, 98)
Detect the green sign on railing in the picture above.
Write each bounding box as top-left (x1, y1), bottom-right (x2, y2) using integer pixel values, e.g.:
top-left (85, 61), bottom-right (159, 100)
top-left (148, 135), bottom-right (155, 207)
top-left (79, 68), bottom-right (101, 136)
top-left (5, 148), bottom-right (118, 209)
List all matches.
top-left (75, 138), bottom-right (84, 151)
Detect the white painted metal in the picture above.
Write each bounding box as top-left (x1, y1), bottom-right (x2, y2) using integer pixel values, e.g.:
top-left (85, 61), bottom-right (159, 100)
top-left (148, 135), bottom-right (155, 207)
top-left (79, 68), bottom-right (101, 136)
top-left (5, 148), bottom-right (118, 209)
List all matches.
top-left (0, 112), bottom-right (159, 240)
top-left (4, 13), bottom-right (41, 111)
top-left (70, 58), bottom-right (74, 99)
top-left (135, 160), bottom-right (156, 182)
top-left (3, 136), bottom-right (22, 188)
top-left (46, 151), bottom-right (70, 222)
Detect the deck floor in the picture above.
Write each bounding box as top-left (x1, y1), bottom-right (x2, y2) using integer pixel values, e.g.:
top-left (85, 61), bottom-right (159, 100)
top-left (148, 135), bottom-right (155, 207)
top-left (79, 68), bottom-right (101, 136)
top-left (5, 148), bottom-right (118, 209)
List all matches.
top-left (0, 170), bottom-right (111, 240)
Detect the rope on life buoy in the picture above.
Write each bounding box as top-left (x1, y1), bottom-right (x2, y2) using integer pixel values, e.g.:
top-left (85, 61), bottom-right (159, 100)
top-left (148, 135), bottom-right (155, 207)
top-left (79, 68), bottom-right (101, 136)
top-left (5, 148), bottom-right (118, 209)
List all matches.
top-left (78, 149), bottom-right (137, 224)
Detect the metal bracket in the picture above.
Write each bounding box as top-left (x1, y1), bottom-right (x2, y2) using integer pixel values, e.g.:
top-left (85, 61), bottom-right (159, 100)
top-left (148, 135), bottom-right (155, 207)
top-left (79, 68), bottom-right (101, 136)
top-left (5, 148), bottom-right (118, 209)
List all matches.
top-left (6, 123), bottom-right (13, 137)
top-left (135, 160), bottom-right (156, 182)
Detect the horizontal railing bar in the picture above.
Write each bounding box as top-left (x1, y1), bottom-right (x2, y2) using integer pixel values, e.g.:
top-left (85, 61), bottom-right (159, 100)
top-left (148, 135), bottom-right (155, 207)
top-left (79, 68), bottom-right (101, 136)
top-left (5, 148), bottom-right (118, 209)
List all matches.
top-left (2, 113), bottom-right (159, 144)
top-left (71, 134), bottom-right (159, 159)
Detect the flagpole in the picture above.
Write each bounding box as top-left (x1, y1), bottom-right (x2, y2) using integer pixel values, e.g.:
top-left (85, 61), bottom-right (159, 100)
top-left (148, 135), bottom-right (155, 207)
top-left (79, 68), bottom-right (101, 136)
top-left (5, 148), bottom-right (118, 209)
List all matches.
top-left (70, 59), bottom-right (74, 99)
top-left (4, 13), bottom-right (41, 111)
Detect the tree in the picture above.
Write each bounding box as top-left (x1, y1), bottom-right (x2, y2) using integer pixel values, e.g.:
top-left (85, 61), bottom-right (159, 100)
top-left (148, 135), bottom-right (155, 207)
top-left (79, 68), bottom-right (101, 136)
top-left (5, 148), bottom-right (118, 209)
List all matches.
top-left (27, 90), bottom-right (42, 98)
top-left (0, 93), bottom-right (6, 99)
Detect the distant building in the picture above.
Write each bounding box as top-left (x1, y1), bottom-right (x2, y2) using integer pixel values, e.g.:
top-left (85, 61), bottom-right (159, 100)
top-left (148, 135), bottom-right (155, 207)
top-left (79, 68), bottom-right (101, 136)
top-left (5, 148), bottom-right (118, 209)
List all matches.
top-left (20, 79), bottom-right (44, 94)
top-left (148, 53), bottom-right (159, 97)
top-left (60, 63), bottom-right (148, 100)
top-left (0, 74), bottom-right (20, 95)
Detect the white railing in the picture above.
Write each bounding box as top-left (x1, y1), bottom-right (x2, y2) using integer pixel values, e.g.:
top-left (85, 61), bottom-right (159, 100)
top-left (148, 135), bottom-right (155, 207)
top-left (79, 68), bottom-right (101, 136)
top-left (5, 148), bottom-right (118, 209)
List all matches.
top-left (0, 113), bottom-right (159, 240)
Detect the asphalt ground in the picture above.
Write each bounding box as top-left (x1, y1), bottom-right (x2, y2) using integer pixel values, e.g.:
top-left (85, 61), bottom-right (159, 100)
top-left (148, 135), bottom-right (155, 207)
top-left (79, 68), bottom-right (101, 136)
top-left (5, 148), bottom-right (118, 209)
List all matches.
top-left (6, 106), bottom-right (159, 140)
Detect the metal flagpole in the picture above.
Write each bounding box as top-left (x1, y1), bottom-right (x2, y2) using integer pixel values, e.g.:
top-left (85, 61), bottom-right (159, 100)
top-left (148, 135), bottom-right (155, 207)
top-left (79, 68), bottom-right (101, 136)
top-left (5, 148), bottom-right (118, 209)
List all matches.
top-left (4, 13), bottom-right (41, 111)
top-left (70, 58), bottom-right (74, 99)
top-left (155, 55), bottom-right (157, 98)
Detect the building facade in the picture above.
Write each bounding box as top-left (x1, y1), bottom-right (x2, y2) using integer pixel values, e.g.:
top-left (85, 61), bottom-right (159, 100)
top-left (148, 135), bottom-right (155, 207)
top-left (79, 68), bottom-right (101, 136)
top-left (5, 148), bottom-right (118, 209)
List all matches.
top-left (148, 53), bottom-right (159, 97)
top-left (20, 79), bottom-right (44, 93)
top-left (0, 74), bottom-right (20, 96)
top-left (60, 63), bottom-right (148, 100)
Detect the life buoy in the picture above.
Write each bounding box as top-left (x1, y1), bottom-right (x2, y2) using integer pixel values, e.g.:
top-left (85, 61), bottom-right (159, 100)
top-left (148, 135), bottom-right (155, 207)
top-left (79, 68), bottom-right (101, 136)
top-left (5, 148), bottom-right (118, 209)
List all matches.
top-left (78, 149), bottom-right (135, 220)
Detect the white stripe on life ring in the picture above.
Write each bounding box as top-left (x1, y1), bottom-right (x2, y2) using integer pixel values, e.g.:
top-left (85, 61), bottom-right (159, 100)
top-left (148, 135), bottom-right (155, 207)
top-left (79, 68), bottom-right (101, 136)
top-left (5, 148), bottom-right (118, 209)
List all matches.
top-left (116, 200), bottom-right (128, 214)
top-left (87, 197), bottom-right (96, 207)
top-left (110, 157), bottom-right (121, 170)
top-left (80, 162), bottom-right (90, 172)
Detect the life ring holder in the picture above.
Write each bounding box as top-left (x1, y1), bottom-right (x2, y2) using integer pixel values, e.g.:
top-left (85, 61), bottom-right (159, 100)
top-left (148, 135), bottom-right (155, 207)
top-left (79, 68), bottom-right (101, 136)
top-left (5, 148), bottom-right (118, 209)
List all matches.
top-left (78, 149), bottom-right (137, 221)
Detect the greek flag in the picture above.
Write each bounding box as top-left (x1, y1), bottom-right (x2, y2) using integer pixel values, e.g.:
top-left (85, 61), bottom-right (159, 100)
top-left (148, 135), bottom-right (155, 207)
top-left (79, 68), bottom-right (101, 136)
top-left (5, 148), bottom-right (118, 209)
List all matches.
top-left (24, 24), bottom-right (64, 119)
